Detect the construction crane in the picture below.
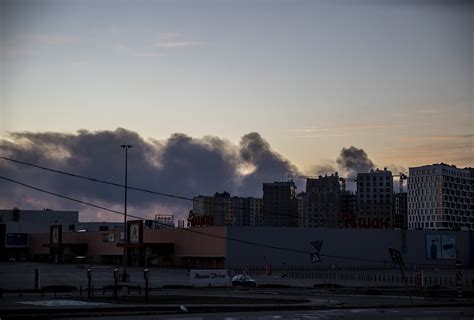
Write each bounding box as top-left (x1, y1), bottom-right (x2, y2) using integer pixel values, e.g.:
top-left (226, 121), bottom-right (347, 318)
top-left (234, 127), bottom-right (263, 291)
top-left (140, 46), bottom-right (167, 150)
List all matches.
top-left (287, 174), bottom-right (320, 180)
top-left (288, 174), bottom-right (354, 192)
top-left (393, 173), bottom-right (408, 193)
top-left (339, 176), bottom-right (357, 192)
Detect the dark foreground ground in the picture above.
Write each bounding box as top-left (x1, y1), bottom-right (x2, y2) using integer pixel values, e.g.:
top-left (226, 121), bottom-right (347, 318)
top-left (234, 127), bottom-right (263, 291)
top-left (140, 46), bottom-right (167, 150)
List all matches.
top-left (68, 307), bottom-right (474, 320)
top-left (1, 287), bottom-right (473, 319)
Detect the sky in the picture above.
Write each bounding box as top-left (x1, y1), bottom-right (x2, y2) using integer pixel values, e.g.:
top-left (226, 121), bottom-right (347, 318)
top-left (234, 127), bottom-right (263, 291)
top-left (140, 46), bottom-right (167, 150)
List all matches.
top-left (0, 0), bottom-right (472, 220)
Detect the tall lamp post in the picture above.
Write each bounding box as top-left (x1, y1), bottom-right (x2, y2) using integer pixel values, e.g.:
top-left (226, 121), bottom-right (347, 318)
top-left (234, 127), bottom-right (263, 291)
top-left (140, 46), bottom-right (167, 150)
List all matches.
top-left (121, 144), bottom-right (133, 280)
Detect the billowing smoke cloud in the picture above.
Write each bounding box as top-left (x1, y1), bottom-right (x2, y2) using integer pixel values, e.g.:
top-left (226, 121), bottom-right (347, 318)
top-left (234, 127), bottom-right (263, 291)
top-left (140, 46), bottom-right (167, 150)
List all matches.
top-left (310, 163), bottom-right (337, 177)
top-left (336, 146), bottom-right (375, 177)
top-left (238, 132), bottom-right (300, 195)
top-left (0, 129), bottom-right (298, 221)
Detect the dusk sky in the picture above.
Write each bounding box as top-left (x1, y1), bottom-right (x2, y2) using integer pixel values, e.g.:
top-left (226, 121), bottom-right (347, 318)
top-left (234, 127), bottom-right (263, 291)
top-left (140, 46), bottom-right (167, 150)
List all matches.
top-left (1, 0), bottom-right (473, 173)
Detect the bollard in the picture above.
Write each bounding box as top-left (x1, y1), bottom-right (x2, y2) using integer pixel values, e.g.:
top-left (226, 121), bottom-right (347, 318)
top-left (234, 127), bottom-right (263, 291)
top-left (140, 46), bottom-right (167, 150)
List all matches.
top-left (138, 285), bottom-right (141, 295)
top-left (80, 285), bottom-right (82, 297)
top-left (34, 268), bottom-right (41, 290)
top-left (144, 269), bottom-right (149, 304)
top-left (113, 268), bottom-right (118, 301)
top-left (92, 285), bottom-right (94, 297)
top-left (87, 268), bottom-right (92, 299)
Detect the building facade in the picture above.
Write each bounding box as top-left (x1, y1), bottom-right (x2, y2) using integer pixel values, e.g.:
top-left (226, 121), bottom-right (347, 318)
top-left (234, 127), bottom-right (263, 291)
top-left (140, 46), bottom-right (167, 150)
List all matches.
top-left (408, 164), bottom-right (473, 230)
top-left (296, 192), bottom-right (306, 228)
top-left (393, 192), bottom-right (407, 229)
top-left (340, 190), bottom-right (356, 227)
top-left (193, 192), bottom-right (234, 226)
top-left (263, 181), bottom-right (298, 227)
top-left (193, 192), bottom-right (262, 227)
top-left (305, 174), bottom-right (341, 228)
top-left (154, 214), bottom-right (175, 229)
top-left (356, 168), bottom-right (394, 228)
top-left (0, 209), bottom-right (79, 234)
top-left (248, 198), bottom-right (263, 227)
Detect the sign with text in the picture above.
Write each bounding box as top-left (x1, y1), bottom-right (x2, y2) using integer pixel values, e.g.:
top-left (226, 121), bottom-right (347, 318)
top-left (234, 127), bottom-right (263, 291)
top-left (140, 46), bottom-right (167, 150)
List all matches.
top-left (6, 233), bottom-right (29, 247)
top-left (127, 220), bottom-right (143, 244)
top-left (344, 213), bottom-right (390, 229)
top-left (189, 269), bottom-right (229, 287)
top-left (50, 225), bottom-right (62, 246)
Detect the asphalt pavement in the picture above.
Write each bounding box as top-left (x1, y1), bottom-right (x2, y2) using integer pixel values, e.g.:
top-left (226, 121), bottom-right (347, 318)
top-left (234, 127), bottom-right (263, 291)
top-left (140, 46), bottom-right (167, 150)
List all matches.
top-left (66, 307), bottom-right (474, 320)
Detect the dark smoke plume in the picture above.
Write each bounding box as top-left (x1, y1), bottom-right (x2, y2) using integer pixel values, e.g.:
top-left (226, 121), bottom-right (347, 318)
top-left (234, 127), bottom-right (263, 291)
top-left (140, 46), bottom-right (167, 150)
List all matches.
top-left (0, 129), bottom-right (297, 220)
top-left (336, 146), bottom-right (375, 177)
top-left (310, 163), bottom-right (337, 176)
top-left (238, 132), bottom-right (300, 195)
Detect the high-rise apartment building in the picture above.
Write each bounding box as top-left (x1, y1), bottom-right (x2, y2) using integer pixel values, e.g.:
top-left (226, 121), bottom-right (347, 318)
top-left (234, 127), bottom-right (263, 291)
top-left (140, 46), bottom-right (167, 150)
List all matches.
top-left (408, 164), bottom-right (473, 230)
top-left (393, 193), bottom-right (407, 229)
top-left (248, 198), bottom-right (263, 227)
top-left (341, 190), bottom-right (356, 227)
top-left (192, 192), bottom-right (262, 227)
top-left (263, 181), bottom-right (298, 227)
top-left (193, 192), bottom-right (233, 226)
top-left (356, 168), bottom-right (393, 228)
top-left (305, 174), bottom-right (341, 228)
top-left (296, 192), bottom-right (306, 228)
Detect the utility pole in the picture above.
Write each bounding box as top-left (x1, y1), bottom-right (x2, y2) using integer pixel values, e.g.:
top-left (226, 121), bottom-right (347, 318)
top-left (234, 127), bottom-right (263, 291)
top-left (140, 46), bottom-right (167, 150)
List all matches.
top-left (121, 144), bottom-right (133, 281)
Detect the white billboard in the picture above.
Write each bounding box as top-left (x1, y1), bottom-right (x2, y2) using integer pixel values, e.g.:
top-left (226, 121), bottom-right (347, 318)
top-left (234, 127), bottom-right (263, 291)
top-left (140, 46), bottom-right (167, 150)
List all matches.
top-left (426, 234), bottom-right (456, 260)
top-left (190, 269), bottom-right (229, 287)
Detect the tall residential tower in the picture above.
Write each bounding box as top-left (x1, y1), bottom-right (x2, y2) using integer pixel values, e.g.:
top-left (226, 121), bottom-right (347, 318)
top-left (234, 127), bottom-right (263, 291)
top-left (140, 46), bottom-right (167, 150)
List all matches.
top-left (408, 164), bottom-right (473, 230)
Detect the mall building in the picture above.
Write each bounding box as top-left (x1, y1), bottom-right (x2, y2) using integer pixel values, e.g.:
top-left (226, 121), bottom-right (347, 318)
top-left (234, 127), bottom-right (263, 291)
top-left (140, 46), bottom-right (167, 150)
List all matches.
top-left (1, 218), bottom-right (473, 269)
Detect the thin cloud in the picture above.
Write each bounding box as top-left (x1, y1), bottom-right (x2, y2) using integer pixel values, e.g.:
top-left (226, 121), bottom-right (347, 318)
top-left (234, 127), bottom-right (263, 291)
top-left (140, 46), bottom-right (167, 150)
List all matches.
top-left (288, 123), bottom-right (397, 133)
top-left (153, 33), bottom-right (204, 49)
top-left (133, 52), bottom-right (164, 58)
top-left (296, 133), bottom-right (358, 138)
top-left (415, 108), bottom-right (441, 115)
top-left (396, 134), bottom-right (474, 143)
top-left (154, 40), bottom-right (203, 49)
top-left (29, 34), bottom-right (86, 45)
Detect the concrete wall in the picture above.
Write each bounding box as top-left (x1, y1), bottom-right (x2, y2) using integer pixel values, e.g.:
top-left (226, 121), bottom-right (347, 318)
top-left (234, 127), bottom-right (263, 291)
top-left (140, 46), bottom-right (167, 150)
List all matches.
top-left (29, 233), bottom-right (49, 255)
top-left (144, 226), bottom-right (226, 258)
top-left (226, 227), bottom-right (474, 268)
top-left (63, 231), bottom-right (122, 256)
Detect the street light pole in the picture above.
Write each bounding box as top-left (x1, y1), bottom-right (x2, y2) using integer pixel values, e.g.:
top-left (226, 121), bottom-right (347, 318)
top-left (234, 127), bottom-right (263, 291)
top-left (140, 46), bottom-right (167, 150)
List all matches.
top-left (121, 144), bottom-right (133, 280)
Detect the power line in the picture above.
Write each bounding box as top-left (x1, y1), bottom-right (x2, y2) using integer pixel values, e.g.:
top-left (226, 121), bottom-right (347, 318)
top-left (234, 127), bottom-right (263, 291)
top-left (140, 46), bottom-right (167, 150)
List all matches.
top-left (0, 174), bottom-right (446, 267)
top-left (0, 175), bottom-right (310, 255)
top-left (0, 156), bottom-right (308, 223)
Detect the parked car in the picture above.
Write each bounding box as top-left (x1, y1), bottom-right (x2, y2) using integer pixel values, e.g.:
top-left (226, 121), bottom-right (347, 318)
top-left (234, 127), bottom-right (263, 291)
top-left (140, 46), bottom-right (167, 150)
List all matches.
top-left (231, 274), bottom-right (257, 287)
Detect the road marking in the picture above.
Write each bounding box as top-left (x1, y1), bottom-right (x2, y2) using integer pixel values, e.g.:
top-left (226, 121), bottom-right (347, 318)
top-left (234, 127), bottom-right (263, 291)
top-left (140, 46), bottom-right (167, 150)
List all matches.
top-left (349, 309), bottom-right (376, 313)
top-left (20, 300), bottom-right (111, 307)
top-left (423, 310), bottom-right (458, 313)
